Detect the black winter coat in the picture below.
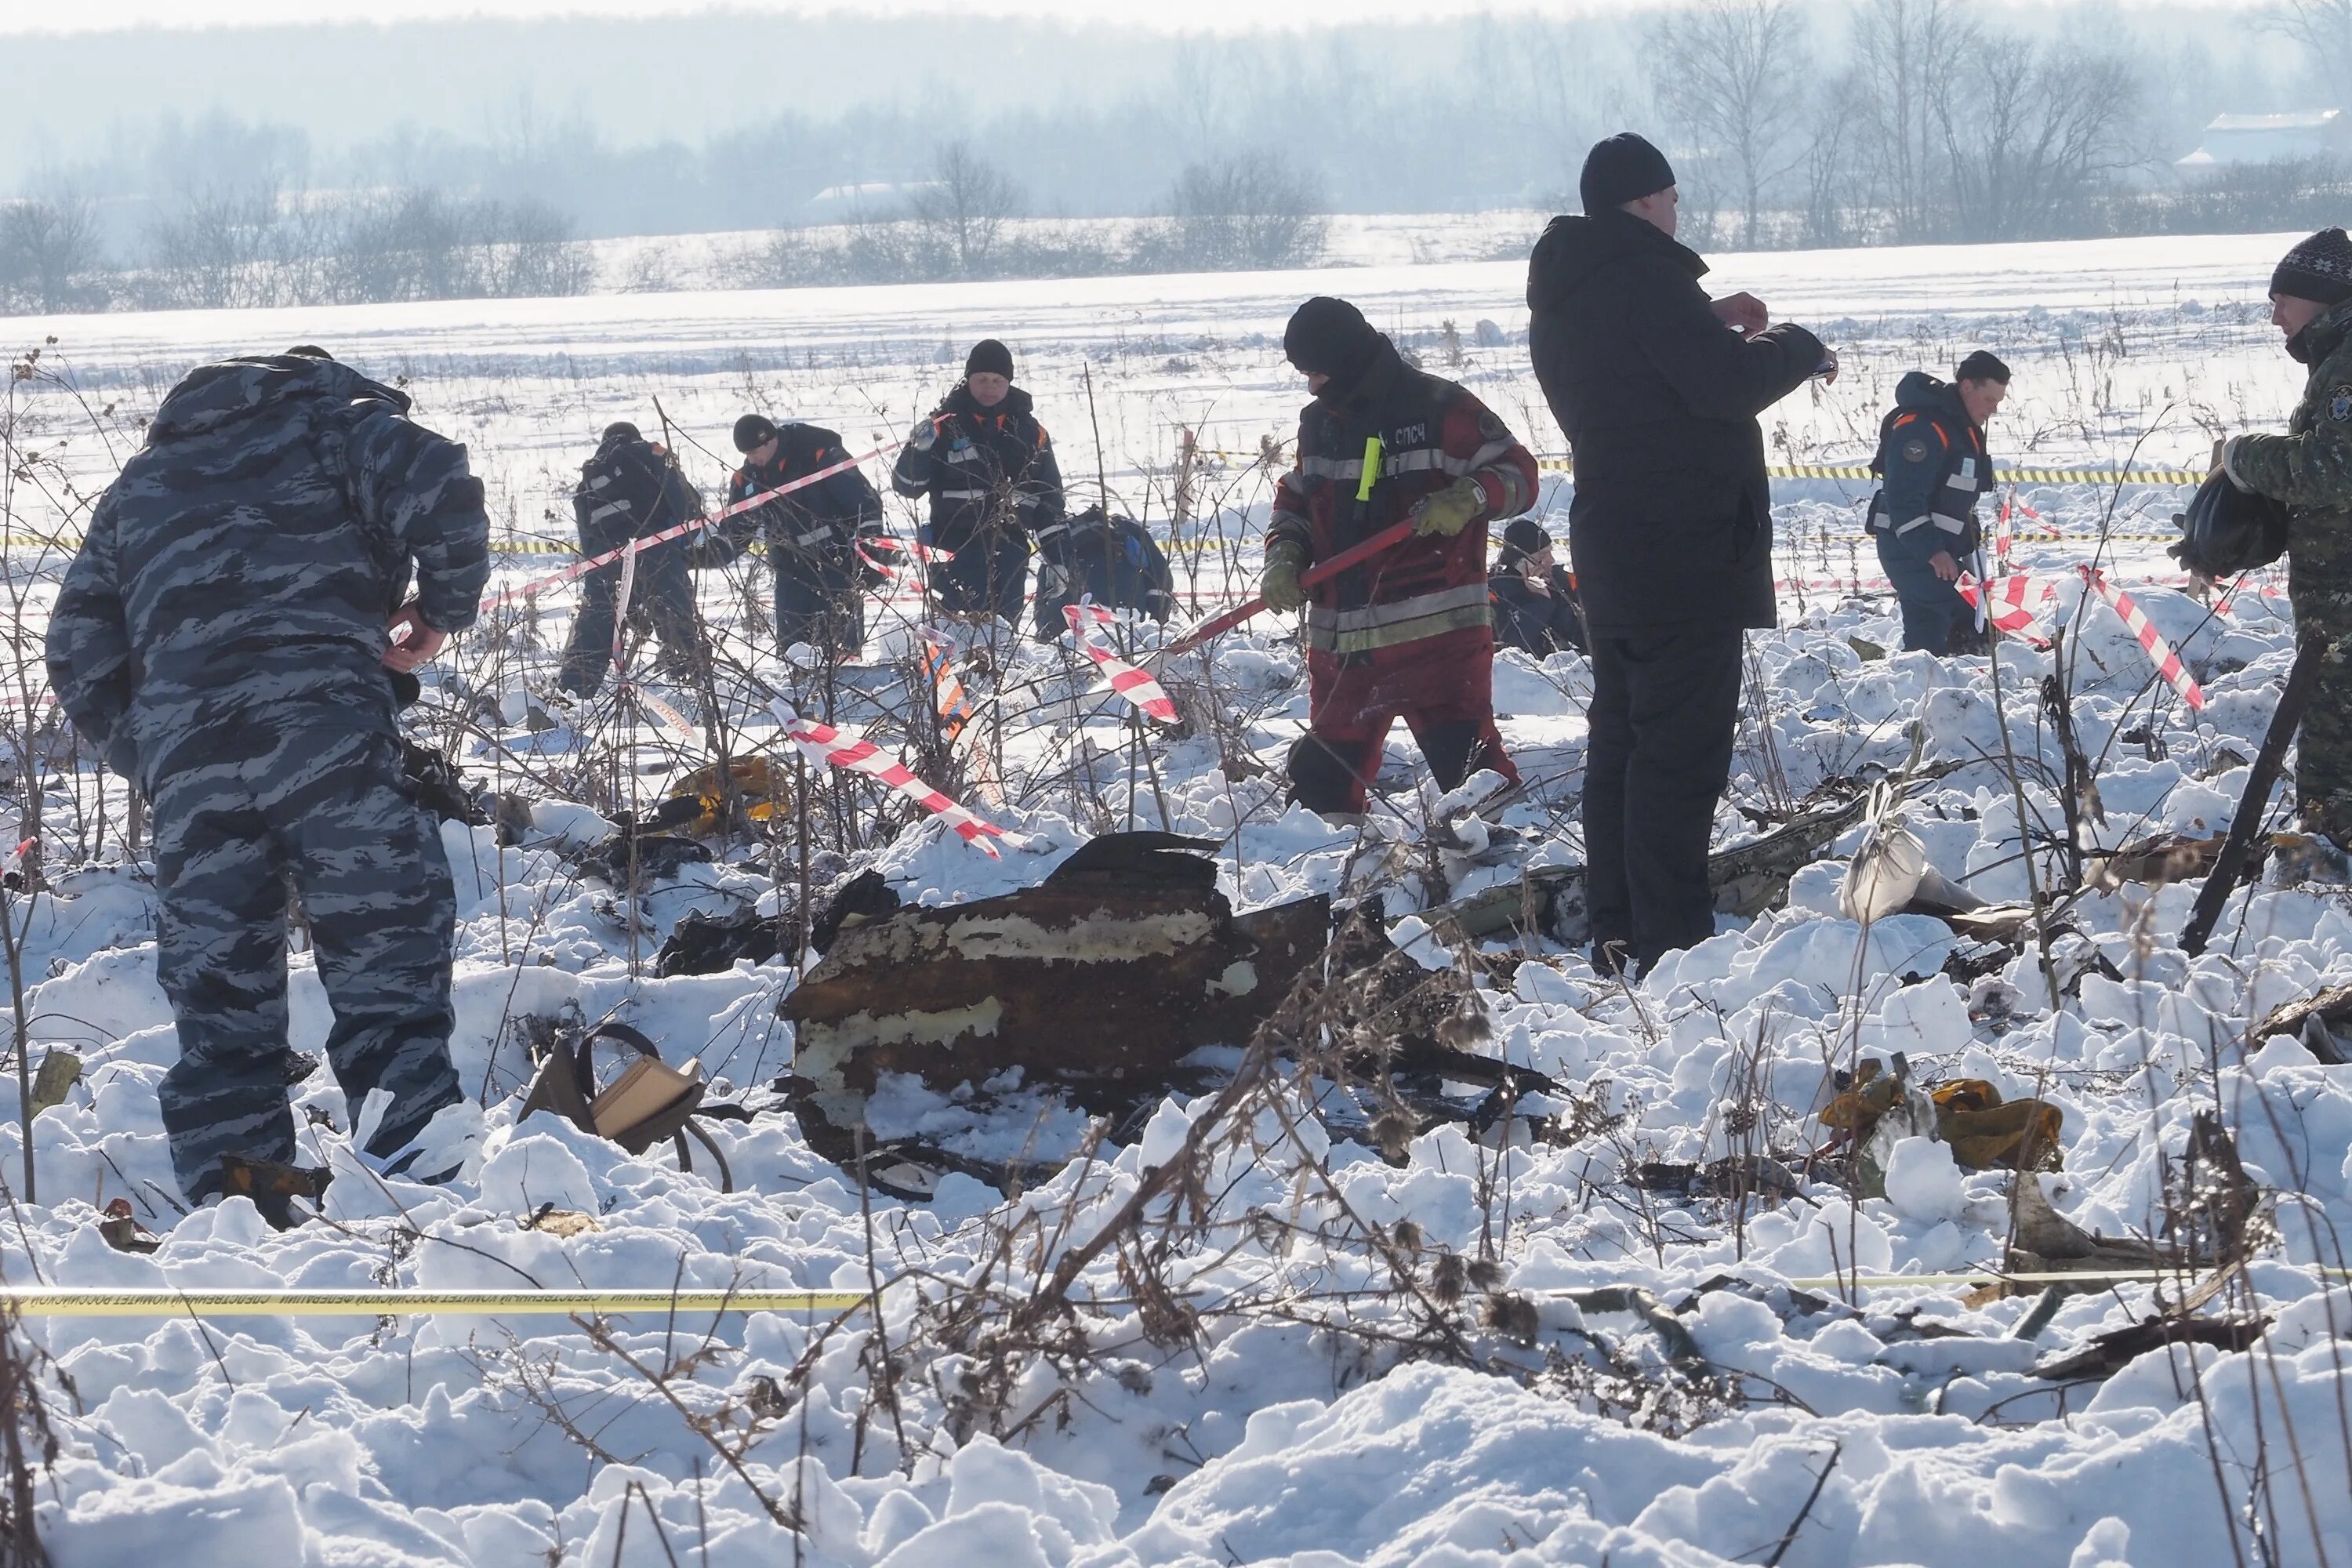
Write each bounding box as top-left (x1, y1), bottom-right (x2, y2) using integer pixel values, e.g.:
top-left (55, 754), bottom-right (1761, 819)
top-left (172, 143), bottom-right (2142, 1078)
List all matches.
top-left (1489, 562), bottom-right (1584, 656)
top-left (1526, 210), bottom-right (1824, 633)
top-left (574, 430), bottom-right (702, 593)
top-left (891, 383), bottom-right (1064, 556)
top-left (720, 422), bottom-right (885, 593)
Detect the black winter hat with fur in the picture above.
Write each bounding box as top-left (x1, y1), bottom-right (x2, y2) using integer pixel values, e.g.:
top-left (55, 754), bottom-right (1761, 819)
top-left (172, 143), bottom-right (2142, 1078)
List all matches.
top-left (2273, 227), bottom-right (2352, 307)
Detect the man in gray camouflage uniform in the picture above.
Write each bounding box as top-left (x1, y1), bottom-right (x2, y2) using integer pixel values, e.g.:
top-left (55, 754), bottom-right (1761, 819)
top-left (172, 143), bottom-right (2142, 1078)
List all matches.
top-left (2223, 229), bottom-right (2352, 848)
top-left (46, 347), bottom-right (490, 1207)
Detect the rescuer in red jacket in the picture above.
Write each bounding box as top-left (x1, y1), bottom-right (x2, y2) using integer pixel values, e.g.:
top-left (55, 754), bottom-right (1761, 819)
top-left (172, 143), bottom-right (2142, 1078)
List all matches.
top-left (1264, 297), bottom-right (1540, 815)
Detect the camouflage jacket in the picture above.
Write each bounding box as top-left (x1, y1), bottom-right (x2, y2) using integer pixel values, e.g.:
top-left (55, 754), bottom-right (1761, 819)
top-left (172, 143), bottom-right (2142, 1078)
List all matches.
top-left (45, 353), bottom-right (490, 786)
top-left (2227, 298), bottom-right (2352, 631)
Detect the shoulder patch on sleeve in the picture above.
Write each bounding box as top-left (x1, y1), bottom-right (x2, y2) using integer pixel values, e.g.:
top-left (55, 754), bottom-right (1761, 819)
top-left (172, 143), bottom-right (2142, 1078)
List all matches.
top-left (1476, 408), bottom-right (1509, 443)
top-left (1900, 437), bottom-right (1929, 465)
top-left (2330, 386), bottom-right (2352, 422)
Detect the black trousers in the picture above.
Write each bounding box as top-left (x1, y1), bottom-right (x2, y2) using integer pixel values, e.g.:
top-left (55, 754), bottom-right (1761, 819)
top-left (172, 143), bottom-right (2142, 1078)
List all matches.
top-left (775, 567), bottom-right (866, 661)
top-left (1583, 626), bottom-right (1744, 973)
top-left (932, 534), bottom-right (1029, 626)
top-left (557, 563), bottom-right (707, 698)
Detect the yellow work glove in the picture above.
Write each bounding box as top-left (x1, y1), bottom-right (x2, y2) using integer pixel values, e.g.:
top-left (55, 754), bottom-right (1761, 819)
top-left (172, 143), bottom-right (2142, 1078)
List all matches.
top-left (1411, 476), bottom-right (1486, 537)
top-left (1261, 539), bottom-right (1308, 612)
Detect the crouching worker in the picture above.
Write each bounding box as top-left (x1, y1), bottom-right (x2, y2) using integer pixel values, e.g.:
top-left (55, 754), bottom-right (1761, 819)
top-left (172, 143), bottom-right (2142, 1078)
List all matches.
top-left (1867, 350), bottom-right (2008, 654)
top-left (557, 422), bottom-right (710, 699)
top-left (725, 413), bottom-right (887, 662)
top-left (1265, 297), bottom-right (1537, 815)
top-left (1490, 517), bottom-right (1586, 656)
top-left (1033, 505), bottom-right (1177, 641)
top-left (45, 347), bottom-right (489, 1213)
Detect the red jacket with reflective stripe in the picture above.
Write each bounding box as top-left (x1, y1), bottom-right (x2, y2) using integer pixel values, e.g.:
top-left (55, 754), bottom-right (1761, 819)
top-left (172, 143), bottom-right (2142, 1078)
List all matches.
top-left (1269, 343), bottom-right (1538, 657)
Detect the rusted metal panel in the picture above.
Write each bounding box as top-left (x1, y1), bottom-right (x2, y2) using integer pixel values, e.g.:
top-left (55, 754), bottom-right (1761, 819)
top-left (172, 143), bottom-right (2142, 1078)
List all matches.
top-left (781, 873), bottom-right (1330, 1171)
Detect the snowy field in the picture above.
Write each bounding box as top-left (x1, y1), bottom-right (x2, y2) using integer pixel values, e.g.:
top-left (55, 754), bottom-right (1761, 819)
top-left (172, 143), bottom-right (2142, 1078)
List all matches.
top-left (0, 230), bottom-right (2347, 1566)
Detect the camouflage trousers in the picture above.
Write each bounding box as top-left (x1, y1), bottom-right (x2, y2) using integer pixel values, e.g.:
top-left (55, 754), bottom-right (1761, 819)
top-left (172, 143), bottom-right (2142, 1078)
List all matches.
top-left (151, 723), bottom-right (460, 1204)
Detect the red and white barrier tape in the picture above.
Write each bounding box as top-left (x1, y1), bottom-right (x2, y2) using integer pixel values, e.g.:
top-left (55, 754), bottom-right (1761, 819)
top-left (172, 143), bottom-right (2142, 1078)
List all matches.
top-left (769, 700), bottom-right (1009, 857)
top-left (1064, 604), bottom-right (1179, 724)
top-left (858, 543), bottom-right (910, 586)
top-left (481, 442), bottom-right (900, 612)
top-left (1956, 572), bottom-right (2056, 635)
top-left (2081, 566), bottom-right (2205, 710)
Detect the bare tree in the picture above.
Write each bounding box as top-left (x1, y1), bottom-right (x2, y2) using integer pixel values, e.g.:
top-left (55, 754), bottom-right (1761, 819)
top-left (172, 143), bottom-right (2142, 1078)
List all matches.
top-left (1937, 38), bottom-right (2142, 241)
top-left (0, 195), bottom-right (107, 313)
top-left (1482, 16), bottom-right (1621, 207)
top-left (1846, 0), bottom-right (1979, 242)
top-left (908, 141), bottom-right (1022, 278)
top-left (1164, 153), bottom-right (1326, 270)
top-left (478, 197), bottom-right (597, 299)
top-left (2265, 0), bottom-right (2352, 90)
top-left (143, 186), bottom-right (287, 310)
top-left (1798, 74), bottom-right (1862, 249)
top-left (328, 189), bottom-right (477, 303)
top-left (1644, 0), bottom-right (1813, 249)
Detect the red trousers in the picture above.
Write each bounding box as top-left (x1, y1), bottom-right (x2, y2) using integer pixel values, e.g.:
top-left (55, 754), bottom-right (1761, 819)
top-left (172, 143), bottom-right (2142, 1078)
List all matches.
top-left (1294, 628), bottom-right (1518, 814)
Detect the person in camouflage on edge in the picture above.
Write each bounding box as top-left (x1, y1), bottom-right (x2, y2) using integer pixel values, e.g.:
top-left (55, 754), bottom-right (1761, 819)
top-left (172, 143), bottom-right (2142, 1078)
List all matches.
top-left (45, 347), bottom-right (491, 1211)
top-left (2223, 228), bottom-right (2352, 849)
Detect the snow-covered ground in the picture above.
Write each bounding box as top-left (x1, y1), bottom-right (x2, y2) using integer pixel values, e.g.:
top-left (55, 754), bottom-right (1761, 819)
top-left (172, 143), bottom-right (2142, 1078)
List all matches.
top-left (0, 233), bottom-right (2345, 1566)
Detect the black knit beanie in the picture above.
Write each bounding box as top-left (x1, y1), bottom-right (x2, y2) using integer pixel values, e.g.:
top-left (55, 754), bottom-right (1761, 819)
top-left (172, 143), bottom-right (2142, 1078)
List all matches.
top-left (600, 422), bottom-right (641, 445)
top-left (1955, 350), bottom-right (2012, 385)
top-left (733, 413), bottom-right (779, 454)
top-left (285, 344), bottom-right (333, 361)
top-left (1283, 296), bottom-right (1384, 388)
top-left (964, 339), bottom-right (1015, 380)
top-left (1580, 133), bottom-right (1676, 215)
top-left (2273, 228), bottom-right (2352, 307)
top-left (1504, 517), bottom-right (1552, 557)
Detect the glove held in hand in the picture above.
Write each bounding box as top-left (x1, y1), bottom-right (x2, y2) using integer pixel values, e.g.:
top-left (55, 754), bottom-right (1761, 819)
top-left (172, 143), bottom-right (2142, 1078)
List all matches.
top-left (1411, 477), bottom-right (1486, 538)
top-left (1261, 540), bottom-right (1308, 612)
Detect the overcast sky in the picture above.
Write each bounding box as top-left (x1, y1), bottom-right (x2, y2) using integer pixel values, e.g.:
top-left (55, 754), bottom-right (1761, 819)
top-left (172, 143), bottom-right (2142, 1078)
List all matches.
top-left (0, 0), bottom-right (1651, 31)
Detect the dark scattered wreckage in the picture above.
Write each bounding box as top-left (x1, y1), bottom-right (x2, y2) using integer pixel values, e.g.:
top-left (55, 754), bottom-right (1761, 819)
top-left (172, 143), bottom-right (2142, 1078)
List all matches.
top-left (520, 1020), bottom-right (748, 1191)
top-left (1424, 769), bottom-right (2038, 953)
top-left (1818, 1053), bottom-right (2064, 1198)
top-left (775, 833), bottom-right (1576, 1197)
top-left (2249, 982), bottom-right (2352, 1065)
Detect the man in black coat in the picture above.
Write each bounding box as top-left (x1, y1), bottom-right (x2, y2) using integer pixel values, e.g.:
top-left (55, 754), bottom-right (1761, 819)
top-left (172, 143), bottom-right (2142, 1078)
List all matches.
top-left (724, 413), bottom-right (887, 661)
top-left (557, 422), bottom-right (710, 700)
top-left (1489, 517), bottom-right (1585, 657)
top-left (1527, 132), bottom-right (1834, 975)
top-left (891, 339), bottom-right (1065, 628)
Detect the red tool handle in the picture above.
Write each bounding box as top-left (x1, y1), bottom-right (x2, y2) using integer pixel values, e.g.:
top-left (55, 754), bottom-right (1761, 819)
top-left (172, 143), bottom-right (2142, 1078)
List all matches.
top-left (1163, 518), bottom-right (1420, 656)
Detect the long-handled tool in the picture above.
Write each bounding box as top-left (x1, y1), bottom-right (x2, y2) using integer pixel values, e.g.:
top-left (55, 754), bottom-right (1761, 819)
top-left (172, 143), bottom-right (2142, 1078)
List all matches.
top-left (1164, 516), bottom-right (1418, 656)
top-left (2181, 631), bottom-right (2326, 956)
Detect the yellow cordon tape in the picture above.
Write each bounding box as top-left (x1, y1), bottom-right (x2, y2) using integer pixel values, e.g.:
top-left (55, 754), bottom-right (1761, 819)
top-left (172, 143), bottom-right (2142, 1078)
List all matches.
top-left (1193, 448), bottom-right (2208, 485)
top-left (0, 1287), bottom-right (872, 1318)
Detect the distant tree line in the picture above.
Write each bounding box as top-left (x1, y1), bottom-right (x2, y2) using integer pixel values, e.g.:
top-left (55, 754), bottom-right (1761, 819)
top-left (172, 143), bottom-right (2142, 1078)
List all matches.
top-left (0, 187), bottom-right (592, 314)
top-left (1645, 0), bottom-right (2352, 251)
top-left (5, 0), bottom-right (2352, 313)
top-left (736, 146), bottom-right (1326, 286)
top-left (0, 144), bottom-right (1321, 311)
